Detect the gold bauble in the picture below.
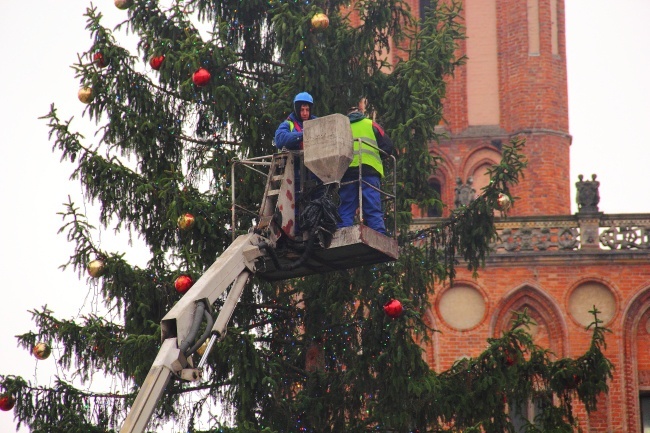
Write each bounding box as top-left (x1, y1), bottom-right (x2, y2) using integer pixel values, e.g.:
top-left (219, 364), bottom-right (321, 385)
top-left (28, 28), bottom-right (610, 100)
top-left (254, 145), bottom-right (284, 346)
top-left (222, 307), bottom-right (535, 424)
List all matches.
top-left (196, 340), bottom-right (209, 356)
top-left (78, 87), bottom-right (94, 104)
top-left (32, 342), bottom-right (52, 360)
top-left (496, 193), bottom-right (511, 211)
top-left (311, 13), bottom-right (329, 31)
top-left (87, 259), bottom-right (106, 278)
top-left (177, 213), bottom-right (196, 230)
top-left (114, 0), bottom-right (133, 10)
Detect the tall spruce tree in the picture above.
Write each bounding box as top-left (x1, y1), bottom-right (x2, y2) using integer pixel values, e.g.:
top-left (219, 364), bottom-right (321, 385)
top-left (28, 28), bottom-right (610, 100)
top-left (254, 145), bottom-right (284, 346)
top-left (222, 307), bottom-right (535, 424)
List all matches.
top-left (0, 1), bottom-right (612, 432)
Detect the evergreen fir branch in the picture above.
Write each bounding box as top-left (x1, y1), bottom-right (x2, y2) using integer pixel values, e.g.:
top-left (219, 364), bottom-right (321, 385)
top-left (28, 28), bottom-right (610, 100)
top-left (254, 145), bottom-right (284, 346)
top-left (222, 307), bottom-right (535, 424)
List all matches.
top-left (15, 308), bottom-right (127, 382)
top-left (572, 307), bottom-right (614, 412)
top-left (2, 1), bottom-right (613, 432)
top-left (42, 105), bottom-right (87, 164)
top-left (1, 375), bottom-right (127, 433)
top-left (56, 197), bottom-right (101, 275)
top-left (404, 137), bottom-right (528, 282)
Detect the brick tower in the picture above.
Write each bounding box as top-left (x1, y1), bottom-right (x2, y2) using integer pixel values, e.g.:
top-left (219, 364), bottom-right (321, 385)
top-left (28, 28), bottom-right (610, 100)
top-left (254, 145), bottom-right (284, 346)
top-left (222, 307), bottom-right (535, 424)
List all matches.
top-left (404, 0), bottom-right (570, 217)
top-left (404, 1), bottom-right (650, 431)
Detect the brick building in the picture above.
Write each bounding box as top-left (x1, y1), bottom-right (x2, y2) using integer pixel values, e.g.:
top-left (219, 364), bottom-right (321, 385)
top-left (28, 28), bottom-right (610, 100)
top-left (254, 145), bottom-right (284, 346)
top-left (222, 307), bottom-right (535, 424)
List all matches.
top-left (402, 0), bottom-right (650, 431)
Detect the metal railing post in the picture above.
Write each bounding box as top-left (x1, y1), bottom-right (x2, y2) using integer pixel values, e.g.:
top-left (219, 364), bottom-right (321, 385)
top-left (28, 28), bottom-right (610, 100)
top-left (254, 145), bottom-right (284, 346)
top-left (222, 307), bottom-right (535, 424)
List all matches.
top-left (357, 138), bottom-right (364, 226)
top-left (231, 160), bottom-right (237, 241)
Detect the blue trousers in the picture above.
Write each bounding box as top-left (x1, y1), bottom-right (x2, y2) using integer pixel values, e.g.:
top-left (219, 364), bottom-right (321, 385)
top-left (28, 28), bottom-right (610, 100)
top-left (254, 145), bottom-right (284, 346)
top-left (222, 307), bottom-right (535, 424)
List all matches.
top-left (337, 174), bottom-right (386, 234)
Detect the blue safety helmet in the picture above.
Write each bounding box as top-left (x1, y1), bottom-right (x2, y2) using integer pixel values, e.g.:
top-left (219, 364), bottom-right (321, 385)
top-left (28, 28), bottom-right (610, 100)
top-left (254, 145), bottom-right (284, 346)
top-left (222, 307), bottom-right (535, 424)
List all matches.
top-left (293, 92), bottom-right (314, 116)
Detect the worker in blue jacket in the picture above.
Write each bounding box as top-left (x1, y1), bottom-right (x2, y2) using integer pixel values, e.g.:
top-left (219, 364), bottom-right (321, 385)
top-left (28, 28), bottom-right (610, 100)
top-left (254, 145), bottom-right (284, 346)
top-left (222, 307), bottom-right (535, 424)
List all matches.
top-left (274, 92), bottom-right (317, 150)
top-left (337, 106), bottom-right (394, 235)
top-left (274, 92), bottom-right (318, 235)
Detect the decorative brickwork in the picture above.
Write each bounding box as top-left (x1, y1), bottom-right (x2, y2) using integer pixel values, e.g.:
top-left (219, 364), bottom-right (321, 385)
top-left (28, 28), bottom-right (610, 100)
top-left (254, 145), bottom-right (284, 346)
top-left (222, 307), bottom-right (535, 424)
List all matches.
top-left (491, 284), bottom-right (565, 355)
top-left (622, 287), bottom-right (650, 431)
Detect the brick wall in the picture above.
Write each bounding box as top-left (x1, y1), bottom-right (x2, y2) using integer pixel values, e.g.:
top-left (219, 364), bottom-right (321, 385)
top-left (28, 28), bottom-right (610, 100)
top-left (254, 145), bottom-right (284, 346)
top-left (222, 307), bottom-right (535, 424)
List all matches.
top-left (428, 259), bottom-right (650, 432)
top-left (386, 0), bottom-right (650, 430)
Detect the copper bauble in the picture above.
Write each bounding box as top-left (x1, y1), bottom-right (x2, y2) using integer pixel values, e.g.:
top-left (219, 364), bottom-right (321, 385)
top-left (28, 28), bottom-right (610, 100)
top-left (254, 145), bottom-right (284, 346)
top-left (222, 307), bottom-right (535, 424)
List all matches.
top-left (196, 340), bottom-right (209, 356)
top-left (93, 52), bottom-right (107, 68)
top-left (311, 13), bottom-right (329, 31)
top-left (78, 87), bottom-right (94, 104)
top-left (174, 275), bottom-right (194, 294)
top-left (0, 394), bottom-right (15, 411)
top-left (177, 213), bottom-right (195, 230)
top-left (32, 342), bottom-right (52, 360)
top-left (496, 193), bottom-right (511, 211)
top-left (192, 67), bottom-right (211, 87)
top-left (87, 259), bottom-right (106, 278)
top-left (114, 0), bottom-right (133, 10)
top-left (383, 299), bottom-right (403, 318)
top-left (149, 55), bottom-right (165, 70)
top-left (305, 342), bottom-right (325, 372)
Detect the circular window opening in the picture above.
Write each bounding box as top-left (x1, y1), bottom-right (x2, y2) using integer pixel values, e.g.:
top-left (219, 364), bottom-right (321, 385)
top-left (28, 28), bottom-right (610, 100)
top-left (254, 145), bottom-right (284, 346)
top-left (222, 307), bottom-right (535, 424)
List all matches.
top-left (568, 282), bottom-right (616, 327)
top-left (438, 285), bottom-right (486, 330)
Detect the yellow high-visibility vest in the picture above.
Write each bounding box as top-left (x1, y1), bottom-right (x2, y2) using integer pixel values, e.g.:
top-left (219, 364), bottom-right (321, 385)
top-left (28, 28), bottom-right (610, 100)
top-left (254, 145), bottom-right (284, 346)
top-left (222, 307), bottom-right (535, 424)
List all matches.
top-left (349, 118), bottom-right (384, 178)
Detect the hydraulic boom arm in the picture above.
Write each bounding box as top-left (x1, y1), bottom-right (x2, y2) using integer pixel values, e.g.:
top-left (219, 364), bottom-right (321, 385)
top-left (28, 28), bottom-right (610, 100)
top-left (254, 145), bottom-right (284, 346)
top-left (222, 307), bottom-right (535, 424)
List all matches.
top-left (119, 233), bottom-right (268, 433)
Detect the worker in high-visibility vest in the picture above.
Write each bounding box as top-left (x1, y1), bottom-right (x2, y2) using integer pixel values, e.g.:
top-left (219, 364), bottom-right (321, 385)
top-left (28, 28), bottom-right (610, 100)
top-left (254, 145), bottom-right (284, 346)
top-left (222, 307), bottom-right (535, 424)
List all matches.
top-left (338, 106), bottom-right (394, 235)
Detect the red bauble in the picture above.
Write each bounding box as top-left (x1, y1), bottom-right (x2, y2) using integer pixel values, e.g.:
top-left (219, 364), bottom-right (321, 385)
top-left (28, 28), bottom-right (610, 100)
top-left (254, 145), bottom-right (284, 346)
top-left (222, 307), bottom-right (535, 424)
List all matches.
top-left (0, 394), bottom-right (15, 411)
top-left (383, 299), bottom-right (403, 318)
top-left (305, 342), bottom-right (325, 372)
top-left (93, 52), bottom-right (107, 68)
top-left (177, 213), bottom-right (195, 230)
top-left (503, 348), bottom-right (518, 366)
top-left (192, 67), bottom-right (211, 87)
top-left (149, 55), bottom-right (165, 70)
top-left (174, 275), bottom-right (194, 294)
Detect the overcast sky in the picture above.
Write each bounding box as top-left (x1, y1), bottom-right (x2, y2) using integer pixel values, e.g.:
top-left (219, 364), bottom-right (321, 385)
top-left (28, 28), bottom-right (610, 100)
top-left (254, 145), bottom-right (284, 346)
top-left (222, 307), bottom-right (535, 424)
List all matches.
top-left (1, 1), bottom-right (649, 431)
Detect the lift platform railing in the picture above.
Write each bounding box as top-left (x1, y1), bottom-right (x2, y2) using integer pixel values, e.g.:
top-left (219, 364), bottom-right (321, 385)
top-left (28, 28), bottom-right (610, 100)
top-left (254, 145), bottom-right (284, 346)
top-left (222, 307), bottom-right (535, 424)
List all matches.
top-left (231, 142), bottom-right (397, 241)
top-left (230, 154), bottom-right (275, 241)
top-left (344, 137), bottom-right (397, 237)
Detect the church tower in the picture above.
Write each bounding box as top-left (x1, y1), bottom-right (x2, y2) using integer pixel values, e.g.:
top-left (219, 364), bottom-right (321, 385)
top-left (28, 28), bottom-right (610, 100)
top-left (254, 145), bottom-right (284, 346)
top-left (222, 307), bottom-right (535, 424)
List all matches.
top-left (404, 1), bottom-right (650, 431)
top-left (411, 0), bottom-right (571, 216)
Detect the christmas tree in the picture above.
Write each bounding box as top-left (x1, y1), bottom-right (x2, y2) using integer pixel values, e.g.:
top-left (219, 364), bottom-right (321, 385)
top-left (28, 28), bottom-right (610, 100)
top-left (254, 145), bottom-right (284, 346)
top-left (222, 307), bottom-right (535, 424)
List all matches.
top-left (0, 1), bottom-right (612, 432)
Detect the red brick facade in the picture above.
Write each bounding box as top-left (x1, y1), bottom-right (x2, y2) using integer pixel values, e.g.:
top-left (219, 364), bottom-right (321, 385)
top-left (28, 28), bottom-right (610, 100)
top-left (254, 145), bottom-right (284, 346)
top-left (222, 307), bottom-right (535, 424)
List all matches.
top-left (403, 0), bottom-right (650, 431)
